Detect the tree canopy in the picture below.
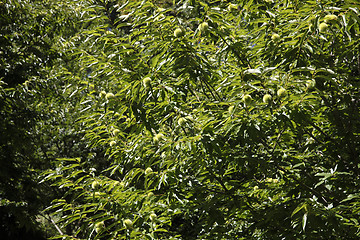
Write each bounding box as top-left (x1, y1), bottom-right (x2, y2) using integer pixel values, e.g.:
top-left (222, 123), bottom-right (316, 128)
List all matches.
top-left (1, 0), bottom-right (360, 239)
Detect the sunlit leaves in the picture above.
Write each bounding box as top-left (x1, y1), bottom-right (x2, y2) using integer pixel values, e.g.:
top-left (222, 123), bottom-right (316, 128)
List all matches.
top-left (38, 0), bottom-right (360, 239)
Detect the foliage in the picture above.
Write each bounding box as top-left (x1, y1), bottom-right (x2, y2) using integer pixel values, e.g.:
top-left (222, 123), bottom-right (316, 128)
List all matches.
top-left (2, 0), bottom-right (360, 239)
top-left (0, 0), bottom-right (86, 238)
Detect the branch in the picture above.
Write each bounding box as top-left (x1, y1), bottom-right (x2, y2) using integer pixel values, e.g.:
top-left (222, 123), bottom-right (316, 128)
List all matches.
top-left (40, 213), bottom-right (64, 235)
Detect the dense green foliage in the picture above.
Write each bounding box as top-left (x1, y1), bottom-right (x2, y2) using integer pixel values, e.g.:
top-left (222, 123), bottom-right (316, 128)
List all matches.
top-left (0, 0), bottom-right (84, 238)
top-left (1, 0), bottom-right (360, 239)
